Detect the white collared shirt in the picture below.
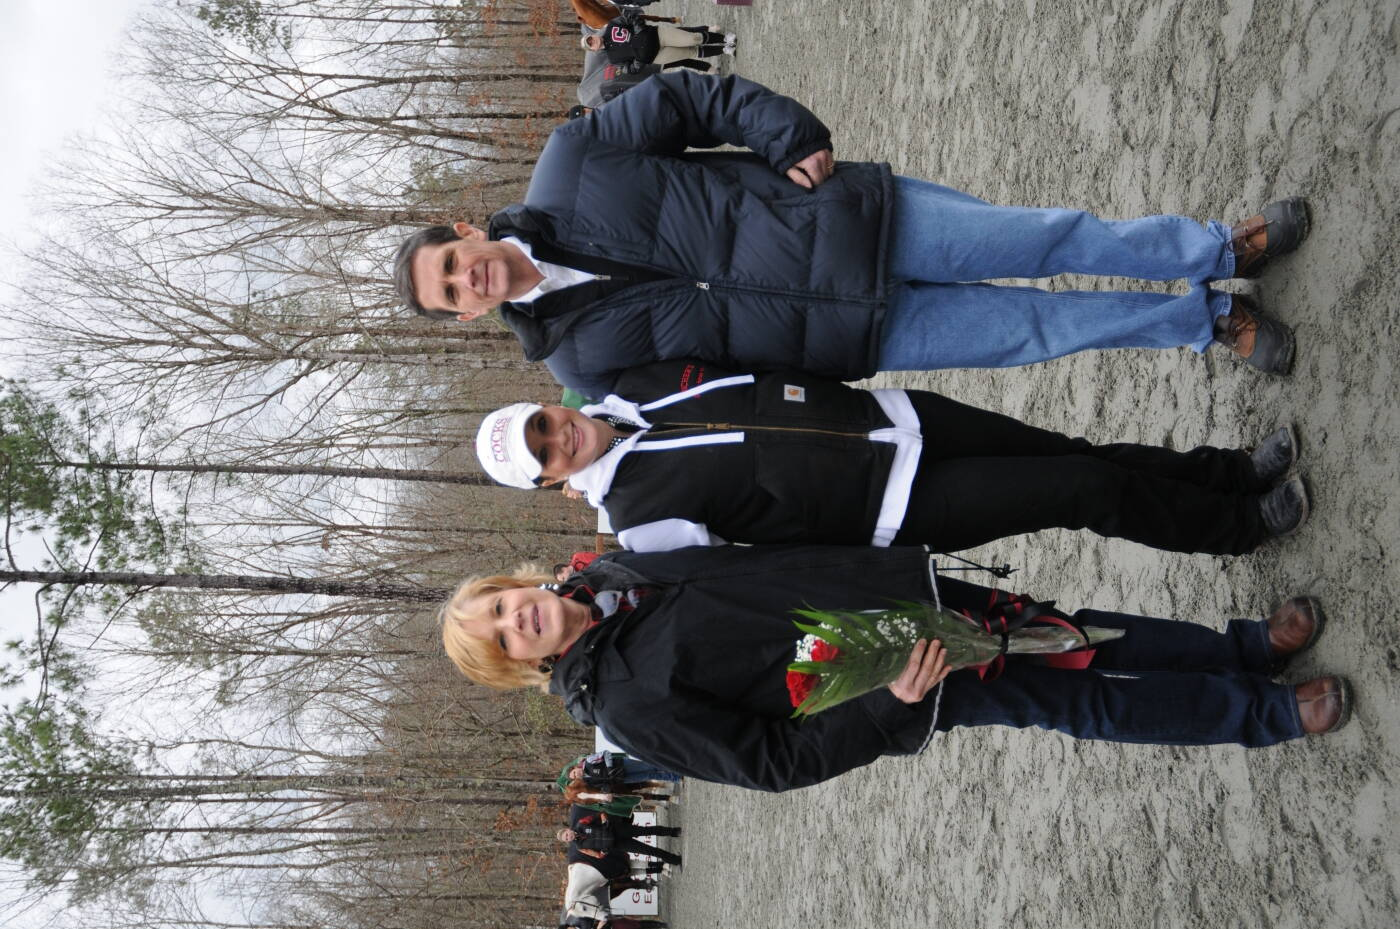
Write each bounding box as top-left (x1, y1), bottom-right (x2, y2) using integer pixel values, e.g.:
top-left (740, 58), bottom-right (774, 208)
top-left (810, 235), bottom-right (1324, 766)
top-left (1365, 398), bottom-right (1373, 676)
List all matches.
top-left (501, 236), bottom-right (598, 304)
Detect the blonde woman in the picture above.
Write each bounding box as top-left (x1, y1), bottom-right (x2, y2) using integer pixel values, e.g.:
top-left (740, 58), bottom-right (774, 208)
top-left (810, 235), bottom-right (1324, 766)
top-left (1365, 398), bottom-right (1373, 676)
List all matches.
top-left (440, 544), bottom-right (1344, 792)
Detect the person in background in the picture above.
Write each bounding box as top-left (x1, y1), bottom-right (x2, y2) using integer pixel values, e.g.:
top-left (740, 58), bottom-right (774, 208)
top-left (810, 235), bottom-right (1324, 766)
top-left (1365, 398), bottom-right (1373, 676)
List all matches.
top-left (582, 6), bottom-right (734, 72)
top-left (561, 810), bottom-right (683, 867)
top-left (556, 551), bottom-right (601, 582)
top-left (560, 749), bottom-right (680, 799)
top-left (564, 776), bottom-right (672, 815)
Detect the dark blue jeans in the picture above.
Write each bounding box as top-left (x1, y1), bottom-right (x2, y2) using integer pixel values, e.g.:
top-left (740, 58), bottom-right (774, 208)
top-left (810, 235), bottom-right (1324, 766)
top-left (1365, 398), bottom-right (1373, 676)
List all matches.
top-left (620, 756), bottom-right (681, 783)
top-left (935, 610), bottom-right (1303, 747)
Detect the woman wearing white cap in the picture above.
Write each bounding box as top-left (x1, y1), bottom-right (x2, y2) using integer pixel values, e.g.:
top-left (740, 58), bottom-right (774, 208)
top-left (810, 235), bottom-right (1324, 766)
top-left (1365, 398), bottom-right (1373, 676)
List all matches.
top-left (474, 359), bottom-right (1306, 557)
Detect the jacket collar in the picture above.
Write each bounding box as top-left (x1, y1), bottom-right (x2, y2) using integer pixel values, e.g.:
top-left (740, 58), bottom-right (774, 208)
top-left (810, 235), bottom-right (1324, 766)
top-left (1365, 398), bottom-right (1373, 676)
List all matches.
top-left (489, 204), bottom-right (561, 329)
top-left (547, 560), bottom-right (661, 725)
top-left (567, 396), bottom-right (652, 503)
top-left (488, 203), bottom-right (552, 246)
top-left (549, 615), bottom-right (629, 726)
top-left (489, 206), bottom-right (629, 361)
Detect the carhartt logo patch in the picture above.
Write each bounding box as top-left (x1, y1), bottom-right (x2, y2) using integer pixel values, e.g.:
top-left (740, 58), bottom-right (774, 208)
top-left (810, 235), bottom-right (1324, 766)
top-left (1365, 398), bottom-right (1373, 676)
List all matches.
top-left (783, 385), bottom-right (806, 402)
top-left (610, 26), bottom-right (631, 43)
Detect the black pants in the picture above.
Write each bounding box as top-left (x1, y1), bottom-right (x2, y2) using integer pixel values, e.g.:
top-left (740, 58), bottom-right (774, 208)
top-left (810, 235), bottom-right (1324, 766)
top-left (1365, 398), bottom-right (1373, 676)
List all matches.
top-left (892, 391), bottom-right (1269, 555)
top-left (611, 824), bottom-right (681, 865)
top-left (612, 875), bottom-right (658, 893)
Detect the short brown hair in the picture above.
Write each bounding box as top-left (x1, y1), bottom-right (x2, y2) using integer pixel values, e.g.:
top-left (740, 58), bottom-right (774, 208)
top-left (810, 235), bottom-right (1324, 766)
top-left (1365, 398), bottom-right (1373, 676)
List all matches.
top-left (393, 225), bottom-right (464, 320)
top-left (440, 565), bottom-right (554, 690)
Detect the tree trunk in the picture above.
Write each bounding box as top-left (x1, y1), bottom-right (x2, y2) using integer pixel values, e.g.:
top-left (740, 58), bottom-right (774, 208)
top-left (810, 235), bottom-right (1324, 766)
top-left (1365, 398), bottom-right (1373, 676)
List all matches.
top-left (42, 458), bottom-right (494, 486)
top-left (0, 570), bottom-right (452, 602)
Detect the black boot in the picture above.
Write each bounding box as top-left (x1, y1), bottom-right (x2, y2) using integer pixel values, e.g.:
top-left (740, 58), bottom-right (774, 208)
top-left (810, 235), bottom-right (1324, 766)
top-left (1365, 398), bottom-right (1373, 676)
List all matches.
top-left (1249, 424), bottom-right (1299, 485)
top-left (1259, 475), bottom-right (1310, 537)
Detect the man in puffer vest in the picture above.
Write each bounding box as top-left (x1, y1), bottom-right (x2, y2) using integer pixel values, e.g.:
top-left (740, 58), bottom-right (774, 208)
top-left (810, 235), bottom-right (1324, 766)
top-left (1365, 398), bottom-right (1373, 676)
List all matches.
top-left (394, 72), bottom-right (1310, 399)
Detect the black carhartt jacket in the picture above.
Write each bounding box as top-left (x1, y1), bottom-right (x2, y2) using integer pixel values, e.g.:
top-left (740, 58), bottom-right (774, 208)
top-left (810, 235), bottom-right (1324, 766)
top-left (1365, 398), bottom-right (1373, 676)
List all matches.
top-left (568, 359), bottom-right (921, 550)
top-left (547, 545), bottom-right (962, 792)
top-left (491, 71), bottom-right (895, 399)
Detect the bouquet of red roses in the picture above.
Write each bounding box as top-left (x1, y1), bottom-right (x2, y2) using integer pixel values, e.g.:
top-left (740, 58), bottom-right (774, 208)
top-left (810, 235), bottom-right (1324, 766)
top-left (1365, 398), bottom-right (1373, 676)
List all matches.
top-left (786, 601), bottom-right (1124, 716)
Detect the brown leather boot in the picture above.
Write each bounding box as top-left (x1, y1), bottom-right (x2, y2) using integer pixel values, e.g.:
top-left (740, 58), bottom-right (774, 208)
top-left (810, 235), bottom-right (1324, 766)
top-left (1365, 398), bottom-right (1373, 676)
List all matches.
top-left (1230, 197), bottom-right (1311, 278)
top-left (1295, 676), bottom-right (1351, 734)
top-left (1213, 293), bottom-right (1295, 375)
top-left (1268, 596), bottom-right (1324, 669)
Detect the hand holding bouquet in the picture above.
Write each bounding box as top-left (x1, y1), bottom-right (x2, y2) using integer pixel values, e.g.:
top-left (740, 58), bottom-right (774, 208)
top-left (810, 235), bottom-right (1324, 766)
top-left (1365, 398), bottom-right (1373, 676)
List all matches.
top-left (787, 601), bottom-right (1125, 716)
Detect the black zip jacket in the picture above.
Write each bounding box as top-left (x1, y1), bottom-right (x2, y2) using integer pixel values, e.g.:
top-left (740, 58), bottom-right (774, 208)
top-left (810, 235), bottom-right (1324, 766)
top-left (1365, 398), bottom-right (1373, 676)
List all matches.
top-left (580, 751), bottom-right (625, 786)
top-left (490, 71), bottom-right (894, 399)
top-left (547, 545), bottom-right (960, 792)
top-left (569, 360), bottom-right (921, 550)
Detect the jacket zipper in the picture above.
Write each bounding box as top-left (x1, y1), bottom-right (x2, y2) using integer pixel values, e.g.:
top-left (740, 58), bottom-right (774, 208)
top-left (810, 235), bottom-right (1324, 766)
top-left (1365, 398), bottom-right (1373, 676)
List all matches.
top-left (561, 237), bottom-right (876, 306)
top-left (648, 421), bottom-right (884, 441)
top-left (587, 272), bottom-right (718, 295)
top-left (600, 273), bottom-right (710, 292)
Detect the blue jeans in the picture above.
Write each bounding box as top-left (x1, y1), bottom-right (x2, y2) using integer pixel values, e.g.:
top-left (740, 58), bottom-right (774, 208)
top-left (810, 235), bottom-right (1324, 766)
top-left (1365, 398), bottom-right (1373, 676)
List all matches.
top-left (620, 756), bottom-right (681, 783)
top-left (879, 176), bottom-right (1237, 370)
top-left (936, 611), bottom-right (1303, 747)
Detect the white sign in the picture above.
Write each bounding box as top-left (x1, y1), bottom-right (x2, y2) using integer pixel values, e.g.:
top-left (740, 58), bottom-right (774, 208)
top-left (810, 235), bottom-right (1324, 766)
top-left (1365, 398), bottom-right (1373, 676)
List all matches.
top-left (611, 809), bottom-right (661, 916)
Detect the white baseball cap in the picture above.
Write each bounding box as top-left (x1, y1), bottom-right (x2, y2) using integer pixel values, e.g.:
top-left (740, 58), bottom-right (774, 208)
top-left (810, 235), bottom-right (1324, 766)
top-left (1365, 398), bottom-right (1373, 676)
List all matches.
top-left (476, 402), bottom-right (544, 489)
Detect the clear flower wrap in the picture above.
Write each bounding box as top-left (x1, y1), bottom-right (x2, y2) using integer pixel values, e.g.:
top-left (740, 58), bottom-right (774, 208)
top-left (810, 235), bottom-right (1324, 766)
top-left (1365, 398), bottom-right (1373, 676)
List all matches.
top-left (786, 601), bottom-right (1125, 716)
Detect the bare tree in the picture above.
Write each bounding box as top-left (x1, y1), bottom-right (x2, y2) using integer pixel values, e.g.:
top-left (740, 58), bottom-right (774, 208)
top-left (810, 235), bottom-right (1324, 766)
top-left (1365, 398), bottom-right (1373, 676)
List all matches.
top-left (2, 3), bottom-right (595, 927)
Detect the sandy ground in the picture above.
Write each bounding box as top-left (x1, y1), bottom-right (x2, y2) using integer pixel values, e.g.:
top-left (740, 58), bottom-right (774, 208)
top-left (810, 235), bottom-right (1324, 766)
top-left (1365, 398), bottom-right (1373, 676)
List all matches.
top-left (635, 1), bottom-right (1400, 927)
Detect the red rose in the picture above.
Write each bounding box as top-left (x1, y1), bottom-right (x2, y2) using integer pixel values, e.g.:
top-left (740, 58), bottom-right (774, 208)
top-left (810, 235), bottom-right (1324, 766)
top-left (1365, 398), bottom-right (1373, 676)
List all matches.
top-left (787, 669), bottom-right (817, 707)
top-left (789, 637), bottom-right (840, 708)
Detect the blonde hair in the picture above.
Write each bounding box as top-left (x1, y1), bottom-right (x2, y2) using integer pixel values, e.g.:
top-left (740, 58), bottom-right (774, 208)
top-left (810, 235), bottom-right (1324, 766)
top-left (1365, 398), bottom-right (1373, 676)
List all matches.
top-left (440, 563), bottom-right (554, 690)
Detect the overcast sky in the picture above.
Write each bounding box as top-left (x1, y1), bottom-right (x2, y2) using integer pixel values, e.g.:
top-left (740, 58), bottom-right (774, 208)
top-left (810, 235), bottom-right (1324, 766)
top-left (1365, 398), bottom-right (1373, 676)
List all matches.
top-left (0, 0), bottom-right (154, 250)
top-left (0, 0), bottom-right (154, 708)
